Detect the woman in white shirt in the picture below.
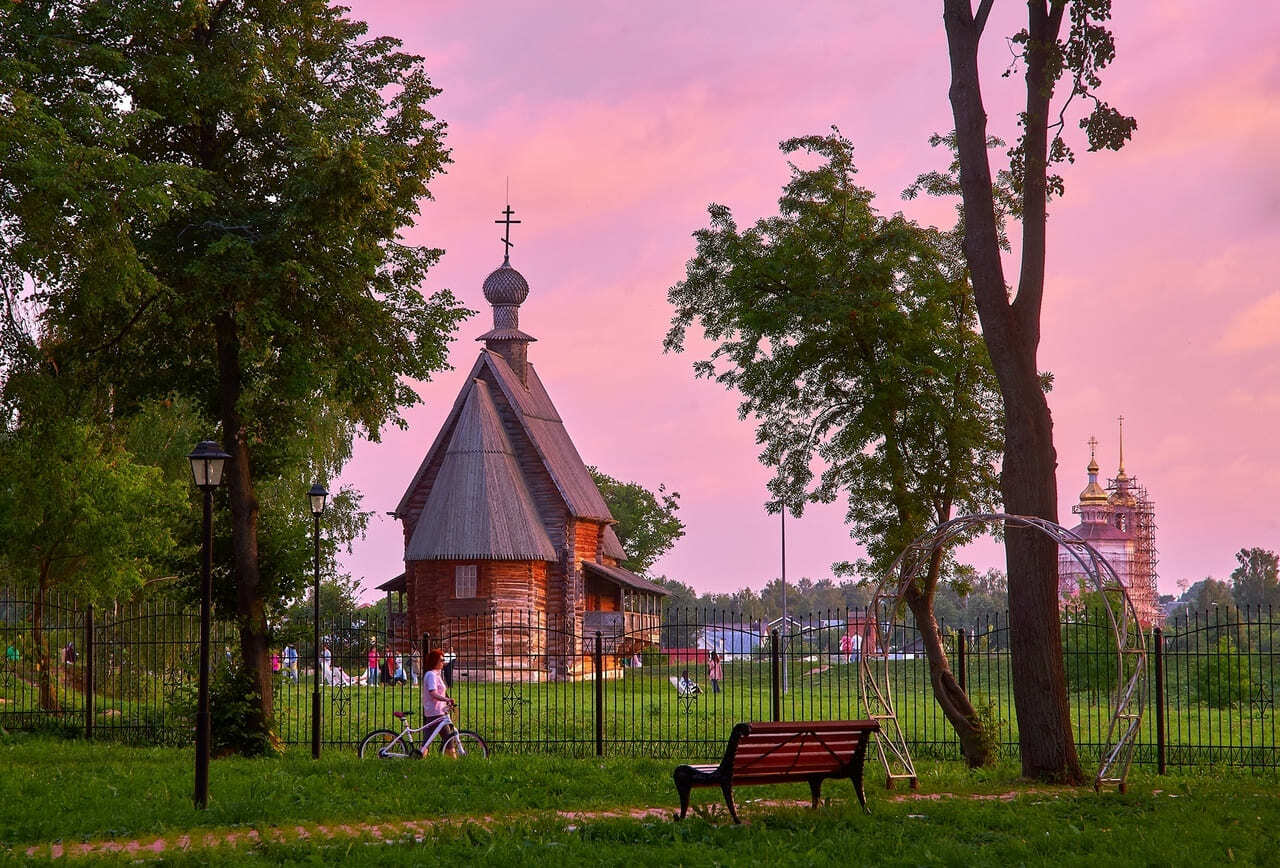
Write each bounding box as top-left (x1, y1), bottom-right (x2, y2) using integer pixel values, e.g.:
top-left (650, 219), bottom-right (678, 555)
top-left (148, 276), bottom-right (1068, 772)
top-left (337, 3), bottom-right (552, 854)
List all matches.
top-left (419, 648), bottom-right (456, 757)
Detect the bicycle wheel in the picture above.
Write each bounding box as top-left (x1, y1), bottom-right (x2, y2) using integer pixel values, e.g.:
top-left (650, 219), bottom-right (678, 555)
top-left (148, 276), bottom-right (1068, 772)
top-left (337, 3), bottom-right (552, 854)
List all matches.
top-left (358, 728), bottom-right (412, 759)
top-left (441, 730), bottom-right (488, 760)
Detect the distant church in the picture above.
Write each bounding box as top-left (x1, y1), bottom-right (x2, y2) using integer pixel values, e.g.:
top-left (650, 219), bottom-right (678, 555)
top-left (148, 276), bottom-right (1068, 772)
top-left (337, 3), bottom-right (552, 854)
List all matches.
top-left (1057, 420), bottom-right (1159, 627)
top-left (380, 208), bottom-right (667, 677)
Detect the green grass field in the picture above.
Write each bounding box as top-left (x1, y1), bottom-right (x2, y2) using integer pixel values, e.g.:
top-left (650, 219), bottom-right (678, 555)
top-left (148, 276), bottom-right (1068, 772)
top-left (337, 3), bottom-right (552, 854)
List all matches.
top-left (3, 734), bottom-right (1279, 865)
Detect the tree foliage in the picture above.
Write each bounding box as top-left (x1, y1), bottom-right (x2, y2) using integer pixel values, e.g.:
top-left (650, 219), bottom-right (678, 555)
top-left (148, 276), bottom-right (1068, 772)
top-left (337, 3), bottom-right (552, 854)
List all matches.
top-left (666, 130), bottom-right (1003, 765)
top-left (666, 130), bottom-right (1002, 569)
top-left (588, 467), bottom-right (684, 576)
top-left (1230, 548), bottom-right (1280, 612)
top-left (0, 0), bottom-right (468, 739)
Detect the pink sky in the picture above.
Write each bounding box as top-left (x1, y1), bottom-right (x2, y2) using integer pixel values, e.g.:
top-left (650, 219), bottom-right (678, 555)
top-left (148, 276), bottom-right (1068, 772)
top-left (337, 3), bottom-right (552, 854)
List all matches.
top-left (336, 1), bottom-right (1280, 601)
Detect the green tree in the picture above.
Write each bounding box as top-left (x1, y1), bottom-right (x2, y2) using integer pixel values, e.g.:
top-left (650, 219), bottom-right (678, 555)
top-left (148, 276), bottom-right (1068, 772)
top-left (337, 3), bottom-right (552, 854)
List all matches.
top-left (666, 131), bottom-right (1003, 765)
top-left (0, 409), bottom-right (187, 710)
top-left (0, 0), bottom-right (468, 740)
top-left (940, 0), bottom-right (1136, 782)
top-left (276, 573), bottom-right (363, 646)
top-left (588, 467), bottom-right (685, 575)
top-left (1230, 548), bottom-right (1280, 613)
top-left (1180, 578), bottom-right (1235, 616)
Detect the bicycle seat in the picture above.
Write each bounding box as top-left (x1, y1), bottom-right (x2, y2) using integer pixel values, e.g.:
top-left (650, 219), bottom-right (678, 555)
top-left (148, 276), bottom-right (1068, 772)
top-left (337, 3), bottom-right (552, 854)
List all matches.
top-left (392, 710), bottom-right (415, 720)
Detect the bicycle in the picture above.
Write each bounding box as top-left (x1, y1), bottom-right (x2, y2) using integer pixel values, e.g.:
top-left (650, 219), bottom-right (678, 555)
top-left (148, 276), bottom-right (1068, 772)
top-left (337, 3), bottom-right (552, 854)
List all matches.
top-left (357, 703), bottom-right (489, 760)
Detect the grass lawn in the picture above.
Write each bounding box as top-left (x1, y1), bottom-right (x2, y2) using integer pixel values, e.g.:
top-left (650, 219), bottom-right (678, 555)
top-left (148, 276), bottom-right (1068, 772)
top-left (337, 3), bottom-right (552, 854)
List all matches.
top-left (2, 733), bottom-right (1278, 865)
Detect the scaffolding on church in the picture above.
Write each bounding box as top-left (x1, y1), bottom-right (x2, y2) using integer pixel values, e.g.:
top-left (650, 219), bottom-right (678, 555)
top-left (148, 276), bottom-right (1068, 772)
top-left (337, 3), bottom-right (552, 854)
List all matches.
top-left (1107, 474), bottom-right (1160, 627)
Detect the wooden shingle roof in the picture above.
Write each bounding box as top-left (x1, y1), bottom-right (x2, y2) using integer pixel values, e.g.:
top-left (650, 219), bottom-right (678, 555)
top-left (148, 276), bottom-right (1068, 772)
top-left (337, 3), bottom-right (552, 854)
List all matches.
top-left (601, 525), bottom-right (627, 561)
top-left (581, 561), bottom-right (670, 596)
top-left (396, 349), bottom-right (618, 528)
top-left (482, 352), bottom-right (614, 521)
top-left (406, 378), bottom-right (557, 562)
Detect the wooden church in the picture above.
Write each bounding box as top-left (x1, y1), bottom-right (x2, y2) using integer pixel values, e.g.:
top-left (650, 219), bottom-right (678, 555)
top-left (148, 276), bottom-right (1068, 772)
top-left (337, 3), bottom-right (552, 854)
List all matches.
top-left (381, 208), bottom-right (667, 679)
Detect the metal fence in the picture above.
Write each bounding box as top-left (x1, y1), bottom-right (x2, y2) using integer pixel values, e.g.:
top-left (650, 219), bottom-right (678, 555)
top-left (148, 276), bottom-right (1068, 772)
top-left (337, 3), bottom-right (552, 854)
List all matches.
top-left (2, 591), bottom-right (1278, 771)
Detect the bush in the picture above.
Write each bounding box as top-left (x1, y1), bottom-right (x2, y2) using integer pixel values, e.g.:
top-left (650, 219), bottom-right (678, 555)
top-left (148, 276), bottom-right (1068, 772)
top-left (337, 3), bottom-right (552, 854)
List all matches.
top-left (171, 663), bottom-right (282, 756)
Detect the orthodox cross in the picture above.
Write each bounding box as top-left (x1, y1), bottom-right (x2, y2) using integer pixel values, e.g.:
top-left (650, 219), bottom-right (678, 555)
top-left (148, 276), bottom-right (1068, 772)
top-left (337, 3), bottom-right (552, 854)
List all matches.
top-left (496, 204), bottom-right (521, 264)
top-left (1088, 435), bottom-right (1098, 460)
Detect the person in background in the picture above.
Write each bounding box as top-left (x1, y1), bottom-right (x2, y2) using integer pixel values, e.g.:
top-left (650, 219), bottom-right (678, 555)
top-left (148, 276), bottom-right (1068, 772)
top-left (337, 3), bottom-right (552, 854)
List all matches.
top-left (392, 653), bottom-right (407, 685)
top-left (271, 650), bottom-right (281, 675)
top-left (320, 644), bottom-right (332, 684)
top-left (367, 644), bottom-right (380, 686)
top-left (283, 643), bottom-right (299, 682)
top-left (378, 650), bottom-right (391, 687)
top-left (708, 651), bottom-right (723, 694)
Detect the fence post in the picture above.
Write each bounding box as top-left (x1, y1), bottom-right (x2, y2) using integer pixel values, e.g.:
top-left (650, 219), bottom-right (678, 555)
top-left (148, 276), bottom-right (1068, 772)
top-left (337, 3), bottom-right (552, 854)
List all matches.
top-left (957, 628), bottom-right (967, 694)
top-left (84, 604), bottom-right (94, 741)
top-left (594, 632), bottom-right (604, 757)
top-left (770, 629), bottom-right (781, 722)
top-left (1154, 626), bottom-right (1166, 775)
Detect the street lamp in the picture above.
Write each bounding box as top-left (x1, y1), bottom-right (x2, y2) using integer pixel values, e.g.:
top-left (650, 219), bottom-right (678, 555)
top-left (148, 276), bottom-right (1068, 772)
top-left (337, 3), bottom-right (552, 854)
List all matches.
top-left (780, 501), bottom-right (788, 695)
top-left (309, 482), bottom-right (328, 760)
top-left (188, 440), bottom-right (230, 811)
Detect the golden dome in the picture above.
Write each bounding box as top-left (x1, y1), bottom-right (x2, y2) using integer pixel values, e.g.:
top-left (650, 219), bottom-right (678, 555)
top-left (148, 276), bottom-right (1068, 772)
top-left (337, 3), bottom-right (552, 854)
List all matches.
top-left (1080, 479), bottom-right (1109, 504)
top-left (1079, 436), bottom-right (1108, 504)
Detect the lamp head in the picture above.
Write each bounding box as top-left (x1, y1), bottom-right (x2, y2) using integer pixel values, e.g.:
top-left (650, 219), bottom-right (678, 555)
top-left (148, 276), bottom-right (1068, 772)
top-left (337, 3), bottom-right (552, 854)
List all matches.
top-left (308, 483), bottom-right (329, 516)
top-left (187, 441), bottom-right (231, 491)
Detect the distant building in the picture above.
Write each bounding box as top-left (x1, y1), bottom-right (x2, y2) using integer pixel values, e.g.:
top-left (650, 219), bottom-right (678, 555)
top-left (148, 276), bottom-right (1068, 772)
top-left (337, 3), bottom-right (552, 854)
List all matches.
top-left (697, 624), bottom-right (764, 659)
top-left (1058, 423), bottom-right (1159, 627)
top-left (383, 209), bottom-right (668, 677)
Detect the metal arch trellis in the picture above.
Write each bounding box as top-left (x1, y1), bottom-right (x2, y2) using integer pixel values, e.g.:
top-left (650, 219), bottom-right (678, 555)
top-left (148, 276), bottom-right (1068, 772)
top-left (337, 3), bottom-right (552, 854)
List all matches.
top-left (857, 513), bottom-right (1148, 793)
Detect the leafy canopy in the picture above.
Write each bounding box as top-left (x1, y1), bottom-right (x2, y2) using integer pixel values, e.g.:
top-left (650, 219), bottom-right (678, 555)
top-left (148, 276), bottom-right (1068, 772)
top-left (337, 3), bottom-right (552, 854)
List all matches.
top-left (588, 467), bottom-right (684, 576)
top-left (1230, 547), bottom-right (1280, 612)
top-left (665, 130), bottom-right (1002, 576)
top-left (0, 0), bottom-right (469, 610)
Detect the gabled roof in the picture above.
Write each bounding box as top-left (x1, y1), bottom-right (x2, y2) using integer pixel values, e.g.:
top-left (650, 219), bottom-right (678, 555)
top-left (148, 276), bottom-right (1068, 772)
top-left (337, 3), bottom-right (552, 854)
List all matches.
top-left (406, 378), bottom-right (557, 562)
top-left (601, 525), bottom-right (626, 561)
top-left (484, 352), bottom-right (613, 521)
top-left (396, 349), bottom-right (616, 525)
top-left (581, 560), bottom-right (669, 596)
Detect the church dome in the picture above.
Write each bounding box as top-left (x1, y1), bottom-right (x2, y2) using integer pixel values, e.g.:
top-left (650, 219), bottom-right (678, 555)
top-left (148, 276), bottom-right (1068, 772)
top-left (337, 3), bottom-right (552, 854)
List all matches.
top-left (1079, 449), bottom-right (1108, 505)
top-left (483, 263), bottom-right (529, 306)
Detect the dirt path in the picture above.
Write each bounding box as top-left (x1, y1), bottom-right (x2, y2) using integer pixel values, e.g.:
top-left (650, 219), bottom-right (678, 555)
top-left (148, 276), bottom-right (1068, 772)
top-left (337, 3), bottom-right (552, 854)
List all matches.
top-left (19, 790), bottom-right (1074, 859)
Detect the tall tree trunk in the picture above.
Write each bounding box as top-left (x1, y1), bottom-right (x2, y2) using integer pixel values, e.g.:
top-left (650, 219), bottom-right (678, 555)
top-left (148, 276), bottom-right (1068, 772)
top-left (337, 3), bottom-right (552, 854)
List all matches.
top-left (903, 553), bottom-right (991, 767)
top-left (34, 570), bottom-right (59, 712)
top-left (215, 311), bottom-right (274, 741)
top-left (942, 0), bottom-right (1083, 783)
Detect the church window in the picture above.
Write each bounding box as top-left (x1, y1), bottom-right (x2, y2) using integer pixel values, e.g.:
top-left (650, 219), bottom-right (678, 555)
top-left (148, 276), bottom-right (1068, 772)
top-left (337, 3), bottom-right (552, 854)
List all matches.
top-left (455, 565), bottom-right (478, 598)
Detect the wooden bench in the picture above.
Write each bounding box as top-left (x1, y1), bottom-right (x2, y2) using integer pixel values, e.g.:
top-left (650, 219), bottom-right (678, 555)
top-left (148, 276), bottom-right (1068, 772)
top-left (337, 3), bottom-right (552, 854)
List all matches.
top-left (673, 720), bottom-right (879, 823)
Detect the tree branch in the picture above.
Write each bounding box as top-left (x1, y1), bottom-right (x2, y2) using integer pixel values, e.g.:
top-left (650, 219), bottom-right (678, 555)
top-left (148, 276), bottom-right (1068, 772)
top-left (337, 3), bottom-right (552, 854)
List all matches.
top-left (974, 0), bottom-right (996, 37)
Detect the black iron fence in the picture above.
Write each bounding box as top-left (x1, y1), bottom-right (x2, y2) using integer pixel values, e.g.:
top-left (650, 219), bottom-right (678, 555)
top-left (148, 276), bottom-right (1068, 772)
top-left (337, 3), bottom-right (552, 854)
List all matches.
top-left (2, 590), bottom-right (1278, 771)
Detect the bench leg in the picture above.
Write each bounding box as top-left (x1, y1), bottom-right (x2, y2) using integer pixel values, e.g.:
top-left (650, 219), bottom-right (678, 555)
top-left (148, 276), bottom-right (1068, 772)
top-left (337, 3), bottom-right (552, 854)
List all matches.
top-left (674, 771), bottom-right (692, 820)
top-left (851, 759), bottom-right (870, 814)
top-left (721, 782), bottom-right (740, 824)
top-left (809, 777), bottom-right (823, 809)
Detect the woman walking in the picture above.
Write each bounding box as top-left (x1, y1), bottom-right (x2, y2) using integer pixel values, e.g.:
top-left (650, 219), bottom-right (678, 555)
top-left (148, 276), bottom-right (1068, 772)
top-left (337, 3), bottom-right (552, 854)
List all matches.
top-left (708, 651), bottom-right (723, 694)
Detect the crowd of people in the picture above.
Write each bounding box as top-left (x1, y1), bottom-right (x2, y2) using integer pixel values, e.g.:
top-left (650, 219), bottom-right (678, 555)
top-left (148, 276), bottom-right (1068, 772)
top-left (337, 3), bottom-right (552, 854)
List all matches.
top-left (270, 642), bottom-right (422, 687)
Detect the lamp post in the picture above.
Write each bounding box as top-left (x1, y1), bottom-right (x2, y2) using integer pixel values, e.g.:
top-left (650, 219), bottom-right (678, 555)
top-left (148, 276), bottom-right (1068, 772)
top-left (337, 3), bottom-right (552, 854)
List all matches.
top-left (309, 482), bottom-right (328, 760)
top-left (780, 502), bottom-right (788, 695)
top-left (188, 440), bottom-right (230, 811)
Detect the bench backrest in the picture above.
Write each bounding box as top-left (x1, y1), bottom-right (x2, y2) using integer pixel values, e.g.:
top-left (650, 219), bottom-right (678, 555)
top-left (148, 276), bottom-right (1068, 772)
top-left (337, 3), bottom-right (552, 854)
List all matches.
top-left (721, 720), bottom-right (879, 779)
